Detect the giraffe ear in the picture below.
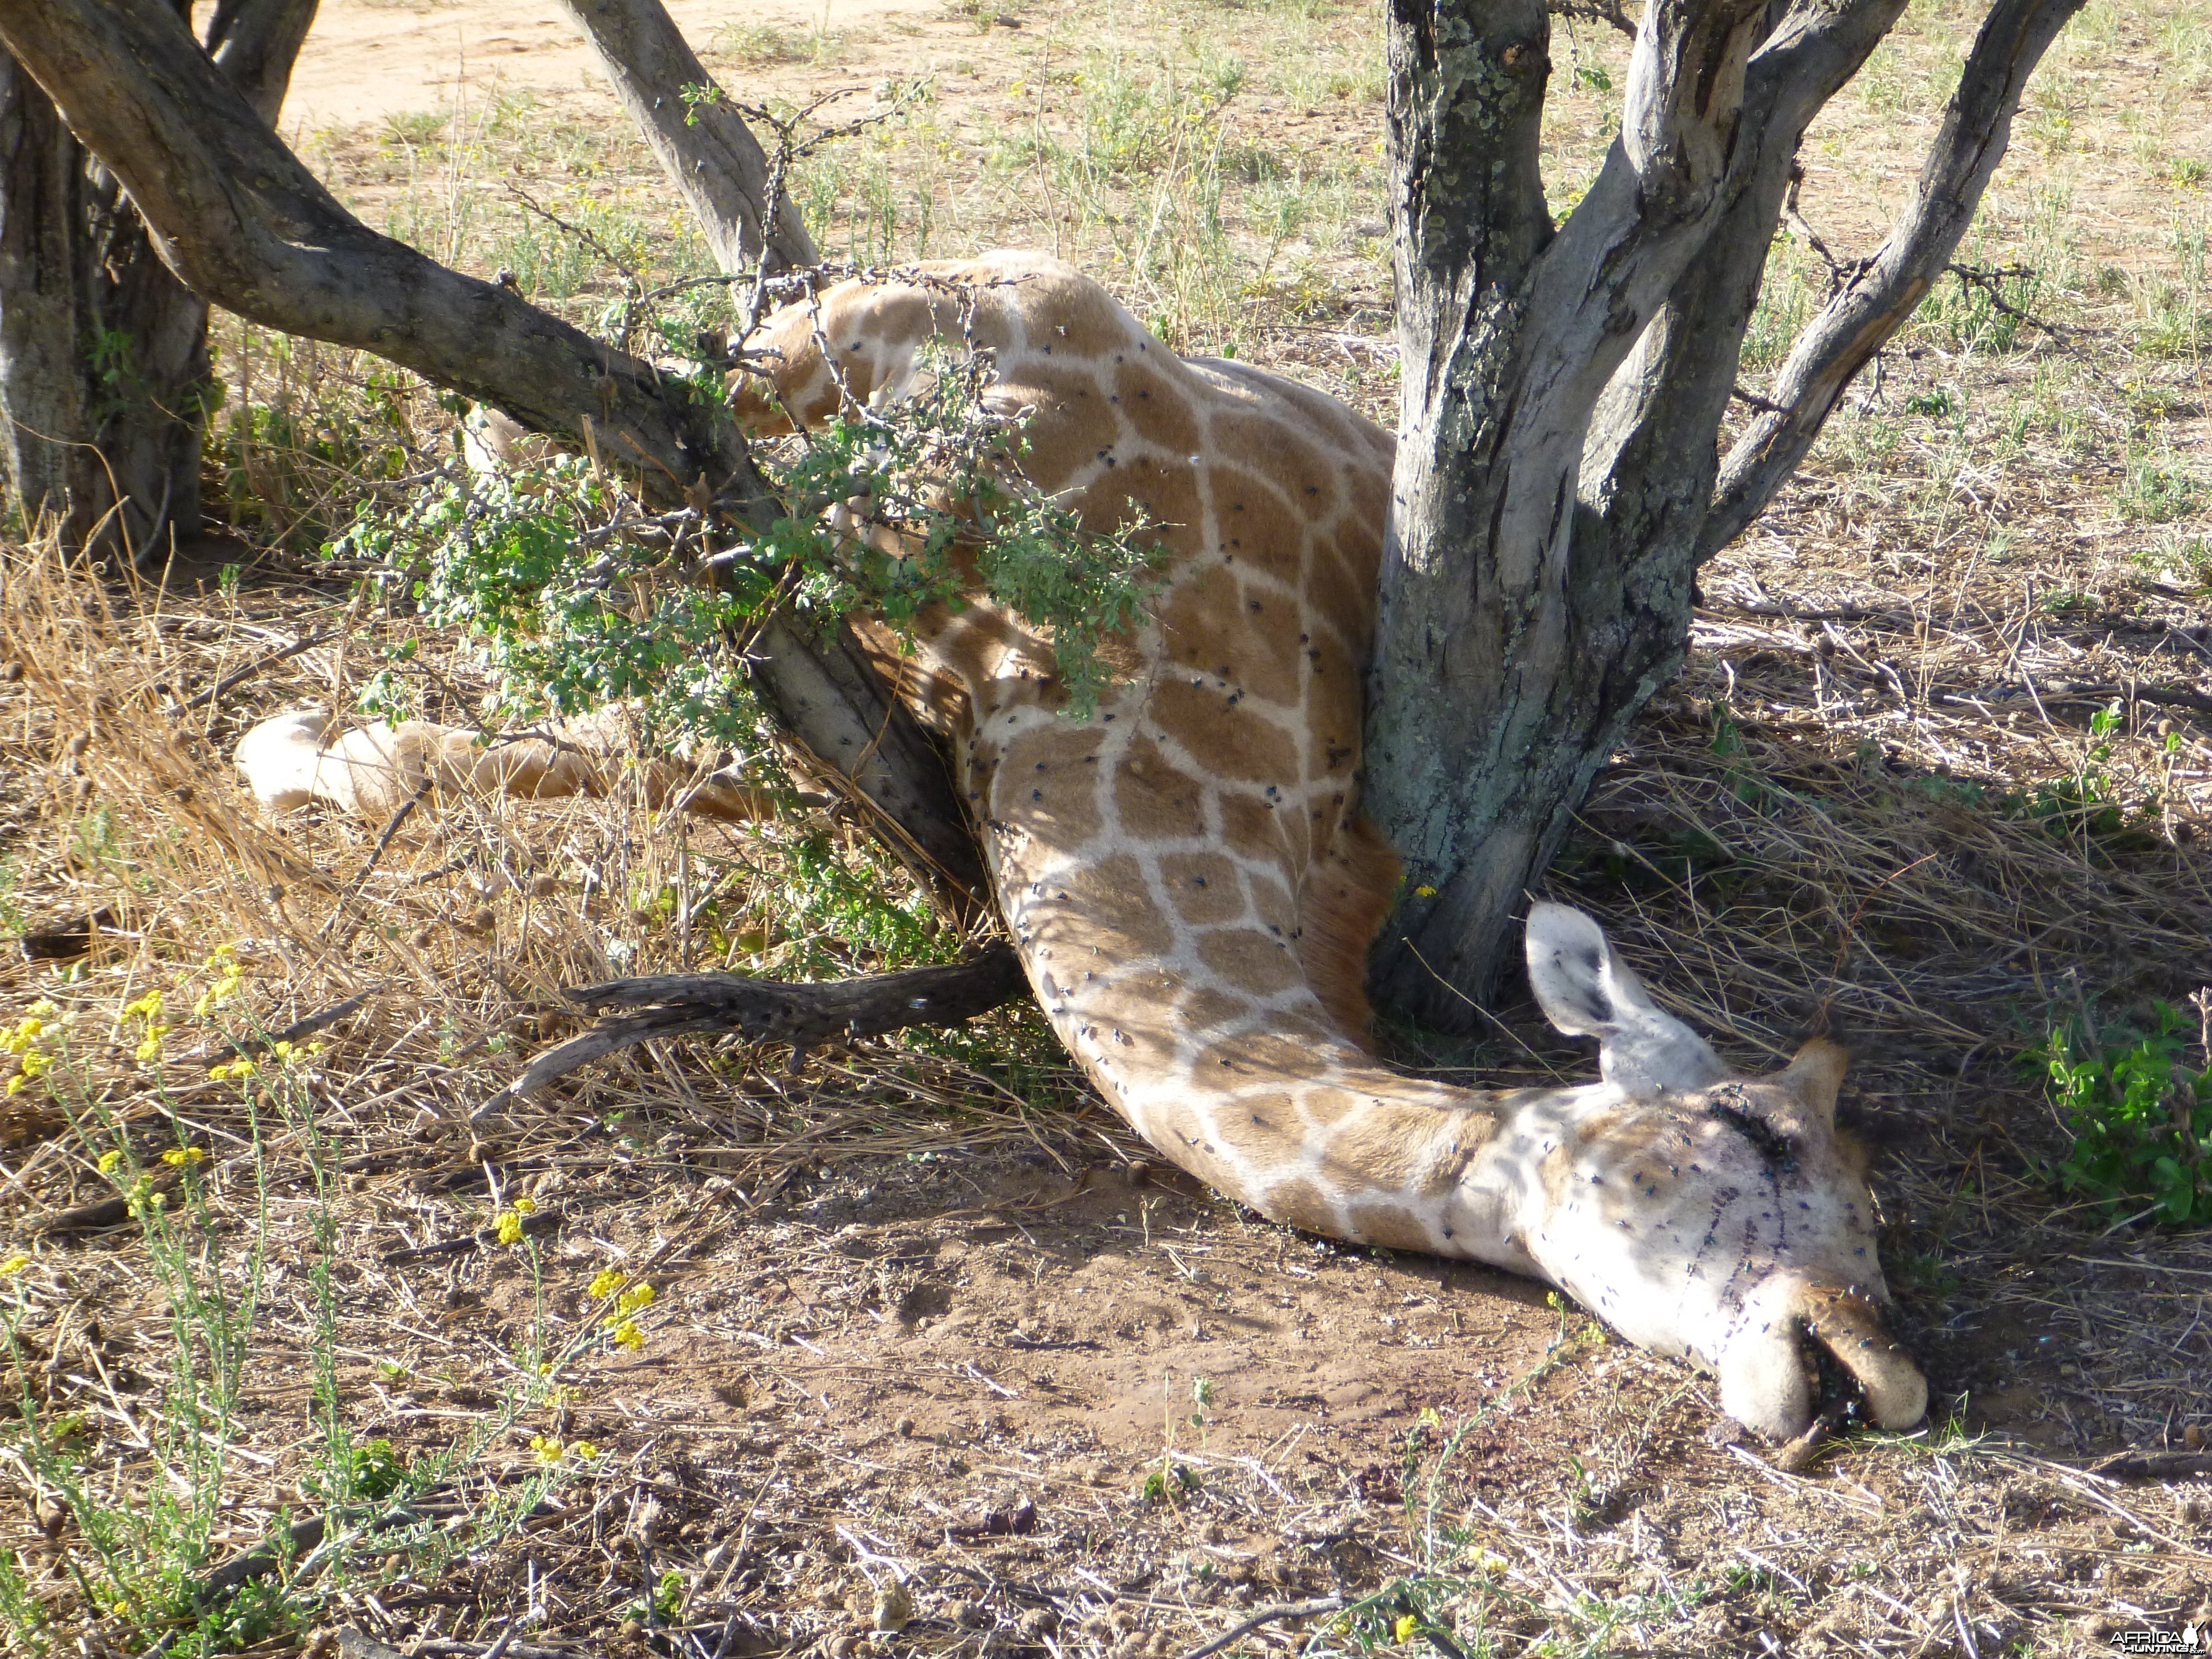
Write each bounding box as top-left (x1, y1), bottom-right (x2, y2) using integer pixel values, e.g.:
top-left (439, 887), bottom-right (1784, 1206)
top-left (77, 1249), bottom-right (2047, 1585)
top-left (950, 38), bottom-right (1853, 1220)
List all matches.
top-left (1524, 902), bottom-right (1728, 1095)
top-left (1777, 1037), bottom-right (1850, 1126)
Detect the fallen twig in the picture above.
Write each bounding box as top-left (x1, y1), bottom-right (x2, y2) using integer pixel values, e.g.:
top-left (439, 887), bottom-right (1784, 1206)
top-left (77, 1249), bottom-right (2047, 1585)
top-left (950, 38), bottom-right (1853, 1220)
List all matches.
top-left (475, 943), bottom-right (1027, 1120)
top-left (1176, 1597), bottom-right (1348, 1659)
top-left (170, 629), bottom-right (337, 714)
top-left (2088, 1447), bottom-right (2212, 1480)
top-left (322, 787), bottom-right (430, 945)
top-left (380, 1208), bottom-right (561, 1265)
top-left (195, 988), bottom-right (378, 1062)
top-left (38, 1171), bottom-right (175, 1233)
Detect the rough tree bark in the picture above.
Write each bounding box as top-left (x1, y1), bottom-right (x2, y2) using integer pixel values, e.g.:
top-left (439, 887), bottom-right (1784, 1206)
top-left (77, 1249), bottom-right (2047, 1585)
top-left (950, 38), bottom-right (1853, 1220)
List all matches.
top-left (552, 0), bottom-right (817, 277)
top-left (0, 0), bottom-right (986, 911)
top-left (1368, 0), bottom-right (2085, 1026)
top-left (0, 0), bottom-right (315, 564)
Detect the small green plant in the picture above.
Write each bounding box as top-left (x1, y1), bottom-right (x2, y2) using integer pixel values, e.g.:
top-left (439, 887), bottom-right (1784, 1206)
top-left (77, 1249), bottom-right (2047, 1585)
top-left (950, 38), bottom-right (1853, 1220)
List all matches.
top-left (2117, 440), bottom-right (2204, 523)
top-left (626, 1568), bottom-right (687, 1624)
top-left (2037, 998), bottom-right (2212, 1225)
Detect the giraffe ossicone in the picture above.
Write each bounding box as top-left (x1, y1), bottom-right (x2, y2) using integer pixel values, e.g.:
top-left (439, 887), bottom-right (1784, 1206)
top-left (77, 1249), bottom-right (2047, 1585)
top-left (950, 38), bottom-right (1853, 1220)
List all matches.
top-left (237, 252), bottom-right (1926, 1440)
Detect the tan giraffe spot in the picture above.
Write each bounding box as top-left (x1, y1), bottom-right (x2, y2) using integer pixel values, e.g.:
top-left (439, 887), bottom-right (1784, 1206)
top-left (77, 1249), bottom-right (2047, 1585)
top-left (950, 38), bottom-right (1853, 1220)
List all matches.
top-left (1178, 985), bottom-right (1251, 1037)
top-left (1156, 568), bottom-right (1300, 705)
top-left (1247, 869), bottom-right (1297, 936)
top-left (1003, 362), bottom-right (1121, 491)
top-left (1254, 1177), bottom-right (1339, 1237)
top-left (1306, 541), bottom-right (1375, 643)
top-left (1115, 358), bottom-right (1202, 453)
top-left (1159, 852), bottom-right (1245, 926)
top-left (1206, 1091), bottom-right (1306, 1167)
top-left (1341, 1202), bottom-right (1437, 1254)
top-left (1000, 757), bottom-right (1105, 844)
top-left (1320, 1096), bottom-right (1481, 1193)
top-left (1021, 270), bottom-right (1138, 357)
top-left (1039, 853), bottom-right (1176, 958)
top-left (1219, 791), bottom-right (1288, 864)
top-left (1293, 1086), bottom-right (1365, 1129)
top-left (1112, 736), bottom-right (1208, 840)
top-left (1202, 467), bottom-right (1307, 589)
top-left (1305, 671), bottom-right (1363, 780)
top-left (1093, 450), bottom-right (1201, 545)
top-left (1214, 1019), bottom-right (1358, 1079)
top-left (1213, 407), bottom-right (1329, 506)
top-left (1196, 928), bottom-right (1305, 995)
top-left (1150, 683), bottom-right (1298, 785)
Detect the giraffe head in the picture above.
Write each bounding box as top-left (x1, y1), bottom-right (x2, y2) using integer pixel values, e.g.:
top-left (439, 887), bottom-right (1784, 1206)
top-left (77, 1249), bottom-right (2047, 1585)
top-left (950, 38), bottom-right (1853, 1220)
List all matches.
top-left (1520, 902), bottom-right (1927, 1438)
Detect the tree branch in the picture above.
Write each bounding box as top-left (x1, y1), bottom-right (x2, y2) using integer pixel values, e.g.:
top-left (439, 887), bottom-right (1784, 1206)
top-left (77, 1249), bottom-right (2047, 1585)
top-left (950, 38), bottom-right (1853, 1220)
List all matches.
top-left (1577, 0), bottom-right (1905, 567)
top-left (0, 0), bottom-right (753, 507)
top-left (551, 0), bottom-right (816, 277)
top-left (478, 943), bottom-right (1028, 1114)
top-left (205, 0), bottom-right (319, 125)
top-left (1698, 0), bottom-right (2089, 557)
top-left (1546, 0), bottom-right (1632, 36)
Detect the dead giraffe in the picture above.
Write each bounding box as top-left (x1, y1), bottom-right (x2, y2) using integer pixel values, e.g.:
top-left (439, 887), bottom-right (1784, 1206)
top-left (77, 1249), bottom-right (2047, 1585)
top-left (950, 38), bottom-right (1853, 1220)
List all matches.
top-left (239, 253), bottom-right (1926, 1439)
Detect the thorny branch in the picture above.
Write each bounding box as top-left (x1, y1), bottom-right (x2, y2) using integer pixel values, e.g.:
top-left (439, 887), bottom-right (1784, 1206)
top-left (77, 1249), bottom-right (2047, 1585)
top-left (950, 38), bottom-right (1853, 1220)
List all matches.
top-left (1545, 0), bottom-right (1635, 35)
top-left (1700, 0), bottom-right (2091, 556)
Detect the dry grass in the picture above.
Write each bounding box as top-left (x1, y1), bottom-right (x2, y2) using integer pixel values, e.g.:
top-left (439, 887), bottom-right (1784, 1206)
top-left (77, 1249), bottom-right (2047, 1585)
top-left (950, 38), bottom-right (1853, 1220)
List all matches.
top-left (4, 0), bottom-right (2212, 1653)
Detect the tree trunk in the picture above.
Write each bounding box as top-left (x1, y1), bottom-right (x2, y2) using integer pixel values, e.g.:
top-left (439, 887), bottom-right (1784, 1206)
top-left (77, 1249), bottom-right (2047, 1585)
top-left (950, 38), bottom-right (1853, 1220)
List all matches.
top-left (1365, 0), bottom-right (2081, 1029)
top-left (552, 0), bottom-right (817, 278)
top-left (0, 0), bottom-right (315, 565)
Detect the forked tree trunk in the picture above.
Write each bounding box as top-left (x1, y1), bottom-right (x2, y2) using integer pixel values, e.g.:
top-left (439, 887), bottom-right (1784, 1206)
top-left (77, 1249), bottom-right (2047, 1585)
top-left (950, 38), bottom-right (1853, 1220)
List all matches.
top-left (1366, 0), bottom-right (2084, 1027)
top-left (0, 0), bottom-right (315, 565)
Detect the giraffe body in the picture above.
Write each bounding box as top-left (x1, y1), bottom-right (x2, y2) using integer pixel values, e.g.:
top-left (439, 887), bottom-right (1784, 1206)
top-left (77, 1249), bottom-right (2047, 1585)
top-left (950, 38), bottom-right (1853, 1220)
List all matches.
top-left (238, 253), bottom-right (1926, 1438)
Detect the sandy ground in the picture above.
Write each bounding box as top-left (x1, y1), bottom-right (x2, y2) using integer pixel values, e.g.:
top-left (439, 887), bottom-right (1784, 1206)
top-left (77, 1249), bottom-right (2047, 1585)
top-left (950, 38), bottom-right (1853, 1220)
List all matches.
top-left (280, 0), bottom-right (946, 130)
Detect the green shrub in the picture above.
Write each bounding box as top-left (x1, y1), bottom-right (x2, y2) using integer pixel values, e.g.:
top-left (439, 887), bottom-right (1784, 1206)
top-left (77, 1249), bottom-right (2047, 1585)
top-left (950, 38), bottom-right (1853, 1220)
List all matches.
top-left (330, 337), bottom-right (1164, 749)
top-left (2038, 1002), bottom-right (2212, 1225)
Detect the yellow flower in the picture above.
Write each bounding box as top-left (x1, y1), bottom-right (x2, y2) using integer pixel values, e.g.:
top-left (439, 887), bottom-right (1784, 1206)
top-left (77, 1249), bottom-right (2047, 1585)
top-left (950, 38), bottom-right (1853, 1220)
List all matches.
top-left (17, 1051), bottom-right (50, 1080)
top-left (608, 1319), bottom-right (645, 1352)
top-left (589, 1269), bottom-right (628, 1300)
top-left (0, 1253), bottom-right (31, 1276)
top-left (495, 1211), bottom-right (525, 1246)
top-left (122, 991), bottom-right (164, 1022)
top-left (97, 1150), bottom-right (123, 1175)
top-left (510, 1195), bottom-right (538, 1216)
top-left (1394, 1614), bottom-right (1420, 1645)
top-left (529, 1434), bottom-right (565, 1466)
top-left (614, 1283), bottom-right (656, 1316)
top-left (272, 1041), bottom-right (294, 1061)
top-left (1414, 884), bottom-right (1438, 898)
top-left (570, 1439), bottom-right (601, 1460)
top-left (25, 1001), bottom-right (56, 1019)
top-left (134, 1035), bottom-right (165, 1064)
top-left (4, 1077), bottom-right (23, 1098)
top-left (204, 943), bottom-right (237, 968)
top-left (161, 1147), bottom-right (207, 1167)
top-left (14, 1019), bottom-right (42, 1042)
